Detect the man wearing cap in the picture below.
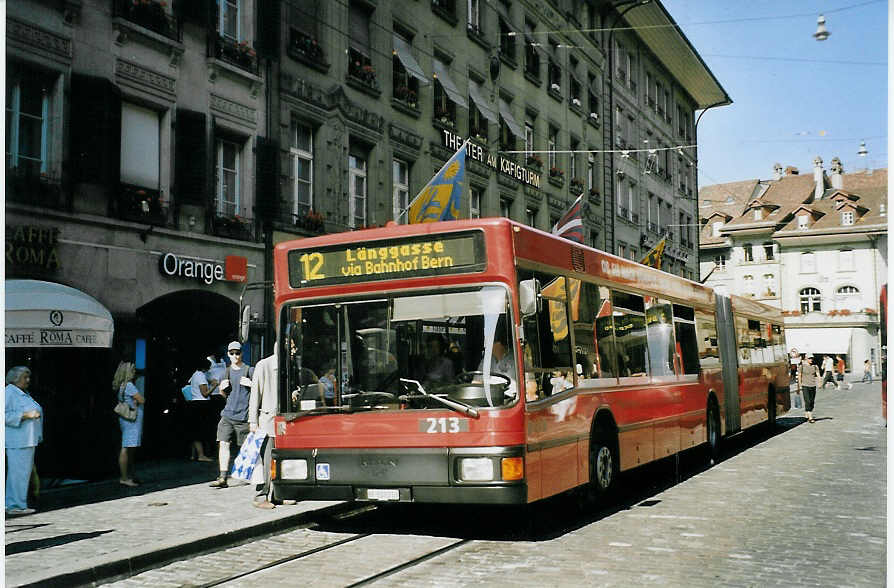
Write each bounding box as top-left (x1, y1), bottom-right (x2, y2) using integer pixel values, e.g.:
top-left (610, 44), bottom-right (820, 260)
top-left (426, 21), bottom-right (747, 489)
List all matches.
top-left (209, 341), bottom-right (254, 488)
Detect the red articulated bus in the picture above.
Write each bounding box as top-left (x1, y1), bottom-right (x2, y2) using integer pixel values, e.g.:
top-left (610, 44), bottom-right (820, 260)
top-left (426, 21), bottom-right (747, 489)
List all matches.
top-left (270, 218), bottom-right (789, 505)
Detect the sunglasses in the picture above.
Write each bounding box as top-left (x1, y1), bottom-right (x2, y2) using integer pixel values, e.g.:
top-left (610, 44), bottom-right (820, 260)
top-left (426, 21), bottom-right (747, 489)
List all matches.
top-left (228, 350), bottom-right (241, 355)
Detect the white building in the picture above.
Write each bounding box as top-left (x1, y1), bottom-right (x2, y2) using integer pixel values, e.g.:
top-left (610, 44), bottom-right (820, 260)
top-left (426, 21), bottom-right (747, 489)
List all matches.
top-left (699, 158), bottom-right (887, 375)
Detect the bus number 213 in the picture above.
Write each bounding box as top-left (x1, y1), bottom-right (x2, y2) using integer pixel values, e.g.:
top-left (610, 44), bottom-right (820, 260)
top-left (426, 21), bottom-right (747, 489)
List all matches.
top-left (420, 417), bottom-right (468, 433)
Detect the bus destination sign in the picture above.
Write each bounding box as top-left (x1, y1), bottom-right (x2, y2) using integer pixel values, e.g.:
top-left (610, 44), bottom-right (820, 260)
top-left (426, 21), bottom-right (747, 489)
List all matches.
top-left (288, 231), bottom-right (486, 287)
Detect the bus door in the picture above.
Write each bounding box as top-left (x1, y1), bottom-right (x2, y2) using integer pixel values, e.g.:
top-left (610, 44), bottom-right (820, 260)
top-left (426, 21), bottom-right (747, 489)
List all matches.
top-left (715, 295), bottom-right (741, 434)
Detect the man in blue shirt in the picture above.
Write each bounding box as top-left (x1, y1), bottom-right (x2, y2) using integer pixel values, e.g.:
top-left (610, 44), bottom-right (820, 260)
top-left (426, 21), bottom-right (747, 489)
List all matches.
top-left (210, 341), bottom-right (254, 488)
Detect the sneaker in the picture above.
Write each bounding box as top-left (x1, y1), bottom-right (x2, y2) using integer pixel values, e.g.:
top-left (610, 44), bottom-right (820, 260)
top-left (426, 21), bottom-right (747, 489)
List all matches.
top-left (252, 499), bottom-right (275, 510)
top-left (282, 499), bottom-right (297, 505)
top-left (119, 479), bottom-right (139, 487)
top-left (7, 508), bottom-right (36, 516)
top-left (209, 477), bottom-right (228, 488)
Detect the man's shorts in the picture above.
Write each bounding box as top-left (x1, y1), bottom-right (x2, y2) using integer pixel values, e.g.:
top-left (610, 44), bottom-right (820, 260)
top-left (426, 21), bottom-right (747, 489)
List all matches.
top-left (217, 415), bottom-right (250, 446)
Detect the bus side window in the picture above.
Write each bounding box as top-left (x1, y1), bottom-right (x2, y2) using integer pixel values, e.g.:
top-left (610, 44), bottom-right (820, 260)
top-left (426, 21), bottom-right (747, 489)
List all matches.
top-left (519, 270), bottom-right (574, 400)
top-left (695, 311), bottom-right (719, 368)
top-left (645, 297), bottom-right (676, 378)
top-left (611, 291), bottom-right (648, 378)
top-left (594, 285), bottom-right (619, 379)
top-left (672, 304), bottom-right (700, 375)
top-left (772, 324), bottom-right (785, 361)
top-left (737, 315), bottom-right (752, 364)
top-left (575, 283), bottom-right (618, 382)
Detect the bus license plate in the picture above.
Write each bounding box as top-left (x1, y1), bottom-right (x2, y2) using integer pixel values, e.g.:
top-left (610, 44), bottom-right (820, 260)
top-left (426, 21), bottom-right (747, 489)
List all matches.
top-left (367, 488), bottom-right (400, 501)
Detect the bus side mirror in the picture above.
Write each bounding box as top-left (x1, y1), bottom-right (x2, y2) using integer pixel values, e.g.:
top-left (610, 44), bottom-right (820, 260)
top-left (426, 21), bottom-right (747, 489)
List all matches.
top-left (519, 279), bottom-right (540, 317)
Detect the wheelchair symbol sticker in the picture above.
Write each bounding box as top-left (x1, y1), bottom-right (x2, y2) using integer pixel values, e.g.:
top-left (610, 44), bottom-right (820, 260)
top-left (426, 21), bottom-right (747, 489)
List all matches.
top-left (316, 463), bottom-right (330, 480)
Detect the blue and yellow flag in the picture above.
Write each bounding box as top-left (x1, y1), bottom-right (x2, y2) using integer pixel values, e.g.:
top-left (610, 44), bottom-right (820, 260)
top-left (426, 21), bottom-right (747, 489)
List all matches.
top-left (640, 237), bottom-right (667, 270)
top-left (408, 140), bottom-right (468, 223)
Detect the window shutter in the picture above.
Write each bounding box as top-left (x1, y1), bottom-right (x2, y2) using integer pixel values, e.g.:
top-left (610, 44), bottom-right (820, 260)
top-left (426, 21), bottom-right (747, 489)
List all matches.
top-left (70, 74), bottom-right (121, 185)
top-left (175, 109), bottom-right (208, 204)
top-left (256, 0), bottom-right (281, 59)
top-left (255, 136), bottom-right (279, 221)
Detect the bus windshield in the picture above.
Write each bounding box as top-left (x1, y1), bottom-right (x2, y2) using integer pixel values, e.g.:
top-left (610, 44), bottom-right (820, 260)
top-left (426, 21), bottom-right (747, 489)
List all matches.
top-left (281, 286), bottom-right (517, 412)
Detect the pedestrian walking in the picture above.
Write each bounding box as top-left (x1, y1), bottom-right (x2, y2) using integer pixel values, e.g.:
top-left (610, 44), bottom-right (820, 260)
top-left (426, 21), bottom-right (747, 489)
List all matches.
top-left (113, 361), bottom-right (144, 487)
top-left (249, 343), bottom-right (277, 509)
top-left (820, 355), bottom-right (835, 389)
top-left (209, 341), bottom-right (254, 488)
top-left (206, 352), bottom-right (228, 421)
top-left (835, 355), bottom-right (852, 390)
top-left (187, 356), bottom-right (214, 462)
top-left (5, 366), bottom-right (42, 516)
top-left (799, 356), bottom-right (821, 423)
top-left (862, 359), bottom-right (873, 383)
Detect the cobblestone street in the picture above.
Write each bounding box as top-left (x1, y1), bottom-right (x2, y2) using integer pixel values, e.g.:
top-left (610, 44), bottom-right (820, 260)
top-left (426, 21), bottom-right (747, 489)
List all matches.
top-left (11, 380), bottom-right (881, 587)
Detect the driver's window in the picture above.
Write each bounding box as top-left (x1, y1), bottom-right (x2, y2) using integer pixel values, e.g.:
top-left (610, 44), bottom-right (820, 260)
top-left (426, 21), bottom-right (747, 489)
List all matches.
top-left (519, 269), bottom-right (574, 401)
top-left (283, 305), bottom-right (339, 410)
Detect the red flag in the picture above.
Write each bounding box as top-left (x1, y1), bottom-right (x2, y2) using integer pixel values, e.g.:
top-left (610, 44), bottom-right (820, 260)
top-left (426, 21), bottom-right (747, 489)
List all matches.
top-left (551, 195), bottom-right (584, 243)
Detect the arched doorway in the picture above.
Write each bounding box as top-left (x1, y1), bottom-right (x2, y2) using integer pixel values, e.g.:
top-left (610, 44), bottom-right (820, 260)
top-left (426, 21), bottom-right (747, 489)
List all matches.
top-left (136, 290), bottom-right (238, 459)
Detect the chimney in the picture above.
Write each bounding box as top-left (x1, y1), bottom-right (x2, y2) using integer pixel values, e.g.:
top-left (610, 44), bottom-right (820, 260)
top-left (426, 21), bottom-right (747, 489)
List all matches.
top-left (830, 157), bottom-right (844, 189)
top-left (772, 163), bottom-right (783, 180)
top-left (813, 156), bottom-right (824, 200)
top-left (784, 165), bottom-right (799, 176)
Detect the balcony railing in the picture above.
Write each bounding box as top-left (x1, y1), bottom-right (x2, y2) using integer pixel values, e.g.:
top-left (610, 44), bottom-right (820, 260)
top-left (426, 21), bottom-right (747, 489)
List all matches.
top-left (212, 35), bottom-right (258, 74)
top-left (211, 213), bottom-right (255, 241)
top-left (116, 183), bottom-right (168, 226)
top-left (113, 0), bottom-right (180, 42)
top-left (287, 27), bottom-right (328, 72)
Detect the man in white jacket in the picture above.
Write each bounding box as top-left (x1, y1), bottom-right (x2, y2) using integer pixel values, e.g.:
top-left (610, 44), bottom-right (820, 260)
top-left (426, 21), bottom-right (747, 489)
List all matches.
top-left (249, 343), bottom-right (278, 509)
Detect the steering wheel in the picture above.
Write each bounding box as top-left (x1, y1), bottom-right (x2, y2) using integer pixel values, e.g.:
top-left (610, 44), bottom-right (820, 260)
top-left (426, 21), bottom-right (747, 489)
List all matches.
top-left (344, 391), bottom-right (398, 406)
top-left (454, 371), bottom-right (511, 387)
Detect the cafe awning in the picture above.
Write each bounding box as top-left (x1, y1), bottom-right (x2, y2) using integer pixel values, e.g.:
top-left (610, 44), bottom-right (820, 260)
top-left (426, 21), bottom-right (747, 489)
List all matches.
top-left (498, 98), bottom-right (524, 139)
top-left (786, 327), bottom-right (853, 356)
top-left (393, 35), bottom-right (429, 86)
top-left (433, 58), bottom-right (467, 108)
top-left (5, 279), bottom-right (114, 348)
top-left (469, 81), bottom-right (498, 123)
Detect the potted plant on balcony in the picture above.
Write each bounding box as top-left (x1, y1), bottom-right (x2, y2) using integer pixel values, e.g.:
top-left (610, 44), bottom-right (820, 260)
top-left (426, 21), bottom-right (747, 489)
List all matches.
top-left (526, 154), bottom-right (543, 168)
top-left (570, 177), bottom-right (585, 192)
top-left (589, 187), bottom-right (599, 197)
top-left (549, 166), bottom-right (564, 178)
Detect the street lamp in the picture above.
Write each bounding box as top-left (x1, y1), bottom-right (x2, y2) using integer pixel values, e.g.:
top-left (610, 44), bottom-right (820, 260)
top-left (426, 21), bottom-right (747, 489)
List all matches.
top-left (813, 14), bottom-right (830, 41)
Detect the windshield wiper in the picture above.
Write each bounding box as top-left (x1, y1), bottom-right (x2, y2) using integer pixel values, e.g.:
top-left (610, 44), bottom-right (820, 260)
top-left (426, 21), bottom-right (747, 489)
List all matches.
top-left (285, 405), bottom-right (372, 422)
top-left (400, 378), bottom-right (479, 418)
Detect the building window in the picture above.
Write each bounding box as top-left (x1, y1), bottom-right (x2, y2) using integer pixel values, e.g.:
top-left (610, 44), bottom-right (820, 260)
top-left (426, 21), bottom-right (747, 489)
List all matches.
top-left (587, 153), bottom-right (595, 192)
top-left (569, 138), bottom-right (578, 180)
top-left (526, 207), bottom-right (537, 227)
top-left (392, 32), bottom-right (421, 108)
top-left (499, 18), bottom-right (516, 62)
top-left (763, 274), bottom-right (776, 297)
top-left (6, 73), bottom-right (50, 177)
top-left (291, 122), bottom-right (313, 218)
top-left (470, 98), bottom-right (487, 139)
top-left (800, 251), bottom-right (816, 273)
top-left (588, 73), bottom-right (599, 120)
top-left (547, 38), bottom-right (562, 91)
top-left (744, 244), bottom-right (754, 263)
top-left (763, 242), bottom-right (775, 261)
top-left (467, 0), bottom-right (480, 33)
top-left (348, 2), bottom-right (373, 82)
top-left (839, 248), bottom-right (854, 271)
top-left (349, 153), bottom-right (367, 228)
top-left (120, 102), bottom-right (160, 189)
top-left (618, 243), bottom-right (626, 258)
top-left (524, 121), bottom-right (534, 158)
top-left (714, 254), bottom-right (726, 271)
top-left (753, 208), bottom-right (763, 220)
top-left (216, 138), bottom-right (241, 217)
top-left (524, 20), bottom-right (540, 78)
top-left (842, 210), bottom-right (854, 225)
top-left (547, 126), bottom-right (558, 170)
top-left (743, 275), bottom-right (754, 296)
top-left (800, 287), bottom-right (822, 313)
top-left (219, 0), bottom-right (240, 41)
top-left (500, 197), bottom-right (511, 218)
top-left (836, 285), bottom-right (861, 312)
top-left (470, 185), bottom-right (482, 218)
top-left (392, 158), bottom-right (409, 223)
top-left (797, 214), bottom-right (809, 230)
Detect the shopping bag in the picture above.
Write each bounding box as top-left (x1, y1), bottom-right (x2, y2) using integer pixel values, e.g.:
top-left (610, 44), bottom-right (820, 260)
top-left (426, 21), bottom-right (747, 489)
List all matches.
top-left (230, 431), bottom-right (266, 483)
top-left (181, 384), bottom-right (193, 402)
top-left (791, 392), bottom-right (802, 409)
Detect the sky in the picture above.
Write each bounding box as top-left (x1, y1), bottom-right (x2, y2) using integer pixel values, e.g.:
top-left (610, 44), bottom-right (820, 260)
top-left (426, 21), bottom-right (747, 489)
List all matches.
top-left (660, 0), bottom-right (888, 187)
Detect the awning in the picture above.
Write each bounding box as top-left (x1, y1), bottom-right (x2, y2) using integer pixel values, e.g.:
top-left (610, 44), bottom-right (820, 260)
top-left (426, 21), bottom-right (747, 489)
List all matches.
top-left (468, 81), bottom-right (498, 123)
top-left (5, 279), bottom-right (114, 348)
top-left (393, 35), bottom-right (429, 86)
top-left (498, 98), bottom-right (524, 139)
top-left (786, 327), bottom-right (853, 355)
top-left (433, 59), bottom-right (467, 108)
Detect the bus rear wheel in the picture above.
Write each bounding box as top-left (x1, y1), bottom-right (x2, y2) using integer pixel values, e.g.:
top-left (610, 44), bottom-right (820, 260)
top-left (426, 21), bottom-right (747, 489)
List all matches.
top-left (589, 432), bottom-right (618, 496)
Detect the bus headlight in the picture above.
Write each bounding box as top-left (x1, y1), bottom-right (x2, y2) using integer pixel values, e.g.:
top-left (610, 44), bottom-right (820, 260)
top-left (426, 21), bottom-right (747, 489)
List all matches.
top-left (459, 457), bottom-right (494, 481)
top-left (280, 459), bottom-right (308, 480)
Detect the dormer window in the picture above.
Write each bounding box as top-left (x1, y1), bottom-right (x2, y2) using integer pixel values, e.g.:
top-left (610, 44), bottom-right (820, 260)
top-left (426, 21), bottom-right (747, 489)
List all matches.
top-left (753, 209), bottom-right (763, 220)
top-left (841, 211), bottom-right (854, 225)
top-left (797, 215), bottom-right (809, 230)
